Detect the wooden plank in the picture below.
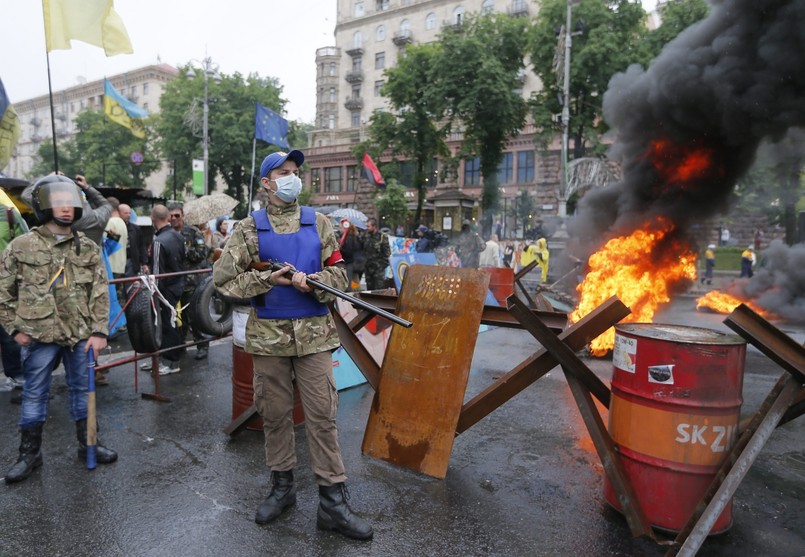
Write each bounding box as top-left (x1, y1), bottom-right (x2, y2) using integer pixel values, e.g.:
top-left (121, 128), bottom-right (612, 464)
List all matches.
top-left (223, 404), bottom-right (259, 437)
top-left (362, 265), bottom-right (490, 478)
top-left (332, 308), bottom-right (381, 391)
top-left (457, 297), bottom-right (630, 434)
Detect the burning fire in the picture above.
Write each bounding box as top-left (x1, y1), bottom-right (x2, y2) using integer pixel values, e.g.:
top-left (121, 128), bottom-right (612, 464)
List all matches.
top-left (648, 139), bottom-right (723, 189)
top-left (695, 290), bottom-right (773, 318)
top-left (570, 220), bottom-right (697, 356)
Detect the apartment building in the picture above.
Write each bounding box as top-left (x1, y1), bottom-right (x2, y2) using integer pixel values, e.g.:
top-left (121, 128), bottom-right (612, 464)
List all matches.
top-left (306, 0), bottom-right (556, 235)
top-left (7, 64), bottom-right (178, 191)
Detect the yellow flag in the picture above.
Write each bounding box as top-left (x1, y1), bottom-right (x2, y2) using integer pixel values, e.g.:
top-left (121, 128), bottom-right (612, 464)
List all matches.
top-left (104, 79), bottom-right (146, 138)
top-left (0, 104), bottom-right (20, 171)
top-left (43, 0), bottom-right (133, 56)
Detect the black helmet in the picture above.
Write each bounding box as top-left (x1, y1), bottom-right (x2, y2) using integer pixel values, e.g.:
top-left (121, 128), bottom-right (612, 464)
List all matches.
top-left (30, 175), bottom-right (84, 225)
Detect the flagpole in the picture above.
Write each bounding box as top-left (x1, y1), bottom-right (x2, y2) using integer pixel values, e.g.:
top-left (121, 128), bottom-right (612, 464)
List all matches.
top-left (43, 48), bottom-right (59, 173)
top-left (249, 138), bottom-right (257, 210)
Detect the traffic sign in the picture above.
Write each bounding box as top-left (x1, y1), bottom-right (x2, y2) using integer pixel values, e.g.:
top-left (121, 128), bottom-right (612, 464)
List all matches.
top-left (131, 151), bottom-right (144, 165)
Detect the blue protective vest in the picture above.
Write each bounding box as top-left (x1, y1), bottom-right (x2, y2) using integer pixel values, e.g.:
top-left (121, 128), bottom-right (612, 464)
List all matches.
top-left (250, 207), bottom-right (329, 319)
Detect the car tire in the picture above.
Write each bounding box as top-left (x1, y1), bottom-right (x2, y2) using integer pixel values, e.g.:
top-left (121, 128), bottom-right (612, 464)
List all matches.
top-left (124, 283), bottom-right (162, 353)
top-left (188, 275), bottom-right (233, 337)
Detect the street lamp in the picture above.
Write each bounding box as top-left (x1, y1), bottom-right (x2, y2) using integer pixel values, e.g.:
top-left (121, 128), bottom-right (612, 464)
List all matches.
top-left (557, 0), bottom-right (583, 218)
top-left (186, 57), bottom-right (221, 196)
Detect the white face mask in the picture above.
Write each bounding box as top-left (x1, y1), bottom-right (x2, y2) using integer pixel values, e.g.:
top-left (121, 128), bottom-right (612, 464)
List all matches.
top-left (270, 174), bottom-right (302, 203)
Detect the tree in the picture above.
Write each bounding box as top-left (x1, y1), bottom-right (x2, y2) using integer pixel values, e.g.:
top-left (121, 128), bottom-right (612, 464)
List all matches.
top-left (436, 14), bottom-right (530, 229)
top-left (155, 66), bottom-right (290, 217)
top-left (30, 110), bottom-right (159, 187)
top-left (374, 179), bottom-right (410, 232)
top-left (642, 0), bottom-right (710, 57)
top-left (357, 43), bottom-right (450, 226)
top-left (509, 187), bottom-right (536, 236)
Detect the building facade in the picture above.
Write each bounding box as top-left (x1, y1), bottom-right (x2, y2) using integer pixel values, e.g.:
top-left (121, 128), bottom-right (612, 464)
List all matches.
top-left (7, 64), bottom-right (178, 192)
top-left (306, 0), bottom-right (556, 237)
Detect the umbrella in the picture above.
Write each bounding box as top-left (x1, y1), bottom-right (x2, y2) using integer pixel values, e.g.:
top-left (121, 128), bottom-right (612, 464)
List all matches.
top-left (329, 208), bottom-right (368, 224)
top-left (183, 193), bottom-right (238, 225)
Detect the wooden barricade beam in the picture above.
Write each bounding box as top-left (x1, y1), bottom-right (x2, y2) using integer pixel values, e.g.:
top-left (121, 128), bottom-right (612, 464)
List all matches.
top-left (506, 295), bottom-right (654, 539)
top-left (514, 260), bottom-right (538, 308)
top-left (457, 296), bottom-right (629, 434)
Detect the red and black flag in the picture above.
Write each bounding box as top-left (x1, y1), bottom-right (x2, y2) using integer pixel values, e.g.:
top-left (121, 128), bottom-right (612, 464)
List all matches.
top-left (362, 152), bottom-right (386, 189)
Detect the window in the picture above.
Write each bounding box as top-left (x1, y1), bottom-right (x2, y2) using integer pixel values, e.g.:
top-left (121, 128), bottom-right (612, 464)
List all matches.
top-left (329, 113), bottom-right (335, 129)
top-left (70, 102), bottom-right (75, 113)
top-left (400, 19), bottom-right (411, 36)
top-left (376, 0), bottom-right (389, 10)
top-left (329, 87), bottom-right (336, 102)
top-left (329, 62), bottom-right (336, 76)
top-left (425, 13), bottom-right (437, 30)
top-left (352, 56), bottom-right (362, 72)
top-left (375, 52), bottom-right (385, 70)
top-left (453, 6), bottom-right (465, 26)
top-left (464, 157), bottom-right (481, 186)
top-left (517, 151), bottom-right (535, 183)
top-left (311, 168), bottom-right (321, 193)
top-left (325, 167), bottom-right (342, 192)
top-left (481, 0), bottom-right (494, 14)
top-left (351, 84), bottom-right (361, 98)
top-left (354, 1), bottom-right (364, 17)
top-left (130, 84), bottom-right (137, 97)
top-left (347, 166), bottom-right (358, 191)
top-left (143, 82), bottom-right (149, 94)
top-left (353, 31), bottom-right (363, 48)
top-left (376, 25), bottom-right (385, 41)
top-left (399, 161), bottom-right (416, 188)
top-left (374, 80), bottom-right (384, 96)
top-left (351, 112), bottom-right (361, 127)
top-left (143, 102), bottom-right (149, 111)
top-left (497, 152), bottom-right (513, 184)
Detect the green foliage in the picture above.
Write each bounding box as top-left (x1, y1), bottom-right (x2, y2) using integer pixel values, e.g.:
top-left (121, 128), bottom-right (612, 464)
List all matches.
top-left (436, 13), bottom-right (530, 215)
top-left (374, 179), bottom-right (410, 230)
top-left (528, 0), bottom-right (651, 159)
top-left (357, 42), bottom-right (450, 225)
top-left (30, 110), bottom-right (158, 187)
top-left (154, 67), bottom-right (287, 217)
top-left (642, 0), bottom-right (710, 56)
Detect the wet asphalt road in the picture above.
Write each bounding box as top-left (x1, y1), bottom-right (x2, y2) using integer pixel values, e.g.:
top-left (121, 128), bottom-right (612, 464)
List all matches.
top-left (0, 296), bottom-right (802, 557)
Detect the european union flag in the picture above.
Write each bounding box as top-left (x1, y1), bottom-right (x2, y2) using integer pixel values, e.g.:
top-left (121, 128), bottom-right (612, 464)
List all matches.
top-left (255, 103), bottom-right (290, 150)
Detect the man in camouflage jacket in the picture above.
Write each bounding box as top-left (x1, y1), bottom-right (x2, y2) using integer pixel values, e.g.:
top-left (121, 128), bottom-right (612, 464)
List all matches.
top-left (362, 217), bottom-right (390, 290)
top-left (168, 203), bottom-right (211, 360)
top-left (0, 176), bottom-right (117, 484)
top-left (213, 150), bottom-right (372, 540)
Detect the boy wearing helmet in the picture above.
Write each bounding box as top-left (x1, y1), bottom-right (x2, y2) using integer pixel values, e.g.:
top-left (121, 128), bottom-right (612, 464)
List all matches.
top-left (0, 175), bottom-right (117, 483)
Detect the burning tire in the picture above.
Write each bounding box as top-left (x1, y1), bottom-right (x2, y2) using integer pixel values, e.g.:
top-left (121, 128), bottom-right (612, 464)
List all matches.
top-left (188, 275), bottom-right (233, 337)
top-left (124, 284), bottom-right (162, 354)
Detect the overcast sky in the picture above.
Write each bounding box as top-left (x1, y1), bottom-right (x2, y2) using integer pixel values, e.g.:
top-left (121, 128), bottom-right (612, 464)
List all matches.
top-left (1, 0), bottom-right (659, 123)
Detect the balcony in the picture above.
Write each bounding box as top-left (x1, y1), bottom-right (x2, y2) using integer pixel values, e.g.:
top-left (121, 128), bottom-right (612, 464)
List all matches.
top-left (345, 71), bottom-right (364, 84)
top-left (508, 1), bottom-right (530, 17)
top-left (392, 31), bottom-right (413, 47)
top-left (345, 46), bottom-right (364, 57)
top-left (344, 97), bottom-right (364, 110)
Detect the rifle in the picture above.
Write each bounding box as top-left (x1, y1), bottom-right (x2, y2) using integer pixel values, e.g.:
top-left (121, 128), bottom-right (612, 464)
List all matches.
top-left (213, 248), bottom-right (413, 328)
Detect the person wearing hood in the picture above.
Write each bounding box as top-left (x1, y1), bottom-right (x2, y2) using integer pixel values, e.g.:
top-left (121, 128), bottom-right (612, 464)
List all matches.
top-left (213, 150), bottom-right (373, 540)
top-left (534, 237), bottom-right (550, 283)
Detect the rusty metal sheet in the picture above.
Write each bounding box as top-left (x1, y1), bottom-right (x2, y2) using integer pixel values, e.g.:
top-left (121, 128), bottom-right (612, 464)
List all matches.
top-left (362, 265), bottom-right (490, 478)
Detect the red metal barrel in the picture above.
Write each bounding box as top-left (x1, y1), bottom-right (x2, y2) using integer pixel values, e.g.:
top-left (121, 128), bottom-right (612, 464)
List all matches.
top-left (481, 267), bottom-right (515, 306)
top-left (604, 323), bottom-right (745, 534)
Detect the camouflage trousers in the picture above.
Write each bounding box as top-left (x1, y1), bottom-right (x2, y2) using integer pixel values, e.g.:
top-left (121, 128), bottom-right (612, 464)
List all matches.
top-left (364, 268), bottom-right (386, 291)
top-left (252, 351), bottom-right (347, 486)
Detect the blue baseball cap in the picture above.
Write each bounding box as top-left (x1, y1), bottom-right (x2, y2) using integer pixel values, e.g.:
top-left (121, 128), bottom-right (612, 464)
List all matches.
top-left (260, 150), bottom-right (305, 178)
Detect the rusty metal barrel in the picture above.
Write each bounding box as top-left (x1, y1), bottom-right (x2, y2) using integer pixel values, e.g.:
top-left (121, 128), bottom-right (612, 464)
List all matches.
top-left (604, 323), bottom-right (746, 534)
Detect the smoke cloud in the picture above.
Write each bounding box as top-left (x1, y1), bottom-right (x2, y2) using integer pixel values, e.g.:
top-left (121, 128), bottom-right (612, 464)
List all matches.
top-left (569, 0), bottom-right (805, 241)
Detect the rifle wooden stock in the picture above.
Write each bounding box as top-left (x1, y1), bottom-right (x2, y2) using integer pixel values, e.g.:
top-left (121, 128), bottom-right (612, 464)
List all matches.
top-left (212, 248), bottom-right (412, 328)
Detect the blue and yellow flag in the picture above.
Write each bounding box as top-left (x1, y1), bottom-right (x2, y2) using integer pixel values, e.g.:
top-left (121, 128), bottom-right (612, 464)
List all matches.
top-left (43, 0), bottom-right (133, 57)
top-left (104, 78), bottom-right (147, 138)
top-left (255, 103), bottom-right (290, 150)
top-left (0, 77), bottom-right (20, 171)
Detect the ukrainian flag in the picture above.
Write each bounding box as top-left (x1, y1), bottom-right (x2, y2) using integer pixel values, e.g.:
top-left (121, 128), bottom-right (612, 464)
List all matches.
top-left (104, 79), bottom-right (148, 138)
top-left (0, 77), bottom-right (20, 170)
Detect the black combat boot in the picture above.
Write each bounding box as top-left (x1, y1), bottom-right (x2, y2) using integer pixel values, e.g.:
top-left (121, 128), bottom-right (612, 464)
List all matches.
top-left (317, 483), bottom-right (373, 540)
top-left (255, 470), bottom-right (296, 524)
top-left (75, 418), bottom-right (118, 464)
top-left (5, 425), bottom-right (44, 483)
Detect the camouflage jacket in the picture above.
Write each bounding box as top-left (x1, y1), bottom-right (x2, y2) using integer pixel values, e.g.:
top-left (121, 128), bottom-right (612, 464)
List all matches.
top-left (363, 231), bottom-right (390, 273)
top-left (180, 223), bottom-right (210, 289)
top-left (0, 226), bottom-right (109, 346)
top-left (212, 202), bottom-right (347, 357)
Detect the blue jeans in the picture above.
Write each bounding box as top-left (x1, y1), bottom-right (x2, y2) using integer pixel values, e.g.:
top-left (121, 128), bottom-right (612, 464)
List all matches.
top-left (19, 340), bottom-right (90, 429)
top-left (0, 323), bottom-right (23, 380)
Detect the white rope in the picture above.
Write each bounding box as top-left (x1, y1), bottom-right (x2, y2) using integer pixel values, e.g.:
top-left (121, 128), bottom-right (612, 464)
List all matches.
top-left (138, 274), bottom-right (178, 329)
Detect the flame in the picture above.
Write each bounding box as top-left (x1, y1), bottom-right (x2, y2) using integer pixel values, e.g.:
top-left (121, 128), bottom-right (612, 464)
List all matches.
top-left (570, 220), bottom-right (697, 356)
top-left (648, 139), bottom-right (723, 188)
top-left (695, 290), bottom-right (773, 318)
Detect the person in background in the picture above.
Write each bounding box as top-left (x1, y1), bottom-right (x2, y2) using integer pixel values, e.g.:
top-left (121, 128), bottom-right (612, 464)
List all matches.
top-left (104, 198), bottom-right (128, 306)
top-left (143, 205), bottom-right (186, 375)
top-left (339, 219), bottom-right (364, 291)
top-left (168, 203), bottom-right (210, 361)
top-left (0, 188), bottom-right (28, 394)
top-left (502, 241), bottom-right (514, 268)
top-left (363, 217), bottom-right (391, 290)
top-left (455, 219), bottom-right (485, 268)
top-left (414, 224), bottom-right (432, 253)
top-left (701, 244), bottom-right (716, 285)
top-left (479, 234), bottom-right (501, 268)
top-left (213, 217), bottom-right (229, 248)
top-left (0, 176), bottom-right (117, 483)
top-left (119, 203), bottom-right (148, 276)
top-left (213, 149), bottom-right (372, 540)
top-left (534, 237), bottom-right (550, 283)
top-left (740, 245), bottom-right (755, 278)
